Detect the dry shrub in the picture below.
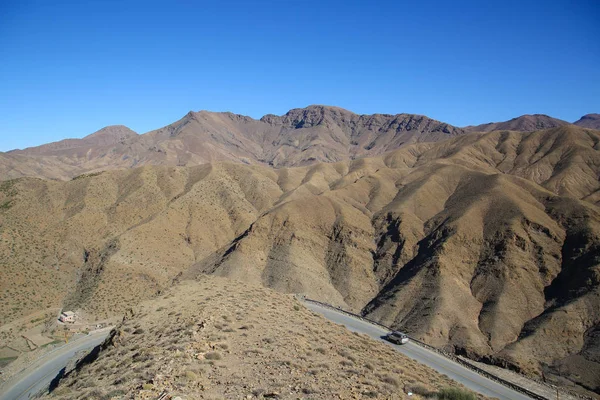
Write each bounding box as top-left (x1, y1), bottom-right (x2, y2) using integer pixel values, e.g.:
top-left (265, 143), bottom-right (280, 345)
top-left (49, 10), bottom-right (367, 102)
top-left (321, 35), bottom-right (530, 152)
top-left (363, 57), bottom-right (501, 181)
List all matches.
top-left (436, 388), bottom-right (476, 400)
top-left (184, 370), bottom-right (199, 381)
top-left (379, 374), bottom-right (400, 388)
top-left (205, 351), bottom-right (222, 360)
top-left (409, 384), bottom-right (434, 396)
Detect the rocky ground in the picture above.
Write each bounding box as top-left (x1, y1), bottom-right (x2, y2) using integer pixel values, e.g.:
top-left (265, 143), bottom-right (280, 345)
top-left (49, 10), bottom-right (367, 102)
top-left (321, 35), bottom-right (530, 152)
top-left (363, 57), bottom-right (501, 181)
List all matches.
top-left (43, 276), bottom-right (485, 400)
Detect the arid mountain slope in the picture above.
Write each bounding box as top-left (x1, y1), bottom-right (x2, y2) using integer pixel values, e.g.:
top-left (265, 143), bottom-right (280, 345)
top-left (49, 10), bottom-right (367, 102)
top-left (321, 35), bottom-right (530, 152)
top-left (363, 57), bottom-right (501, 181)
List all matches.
top-left (1, 106), bottom-right (465, 180)
top-left (465, 114), bottom-right (570, 132)
top-left (9, 125), bottom-right (138, 156)
top-left (43, 276), bottom-right (483, 400)
top-left (1, 126), bottom-right (600, 393)
top-left (0, 126), bottom-right (140, 181)
top-left (198, 128), bottom-right (600, 393)
top-left (258, 106), bottom-right (465, 165)
top-left (407, 125), bottom-right (600, 202)
top-left (575, 114), bottom-right (600, 129)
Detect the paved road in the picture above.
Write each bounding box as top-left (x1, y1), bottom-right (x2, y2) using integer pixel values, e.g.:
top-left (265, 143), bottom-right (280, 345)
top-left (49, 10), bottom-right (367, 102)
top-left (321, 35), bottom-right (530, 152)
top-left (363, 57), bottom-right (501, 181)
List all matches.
top-left (1, 305), bottom-right (534, 400)
top-left (304, 302), bottom-right (533, 400)
top-left (0, 331), bottom-right (110, 400)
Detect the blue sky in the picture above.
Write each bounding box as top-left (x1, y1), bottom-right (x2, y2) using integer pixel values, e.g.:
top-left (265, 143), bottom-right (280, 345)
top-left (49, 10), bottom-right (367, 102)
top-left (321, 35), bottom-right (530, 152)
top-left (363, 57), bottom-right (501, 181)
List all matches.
top-left (0, 0), bottom-right (598, 151)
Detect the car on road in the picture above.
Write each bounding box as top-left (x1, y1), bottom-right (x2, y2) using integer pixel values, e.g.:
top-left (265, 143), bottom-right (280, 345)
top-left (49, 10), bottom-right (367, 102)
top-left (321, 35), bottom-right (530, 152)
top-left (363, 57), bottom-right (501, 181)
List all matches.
top-left (385, 330), bottom-right (409, 345)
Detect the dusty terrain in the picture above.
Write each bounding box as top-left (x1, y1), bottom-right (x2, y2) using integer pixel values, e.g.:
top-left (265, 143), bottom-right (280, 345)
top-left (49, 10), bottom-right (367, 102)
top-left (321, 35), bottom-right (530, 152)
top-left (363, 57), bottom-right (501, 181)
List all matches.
top-left (1, 125), bottom-right (600, 394)
top-left (42, 276), bottom-right (484, 400)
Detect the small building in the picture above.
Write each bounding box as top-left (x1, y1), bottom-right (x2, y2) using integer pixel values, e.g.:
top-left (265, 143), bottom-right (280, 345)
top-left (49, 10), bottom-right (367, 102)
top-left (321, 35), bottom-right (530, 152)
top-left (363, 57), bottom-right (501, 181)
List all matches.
top-left (59, 311), bottom-right (76, 323)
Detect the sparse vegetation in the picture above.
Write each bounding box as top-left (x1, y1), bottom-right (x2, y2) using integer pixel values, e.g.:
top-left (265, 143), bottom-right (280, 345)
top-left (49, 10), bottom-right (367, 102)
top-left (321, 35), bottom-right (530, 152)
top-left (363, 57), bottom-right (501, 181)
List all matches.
top-left (0, 356), bottom-right (18, 368)
top-left (436, 387), bottom-right (477, 400)
top-left (0, 179), bottom-right (18, 196)
top-left (40, 340), bottom-right (65, 348)
top-left (184, 370), bottom-right (198, 381)
top-left (0, 200), bottom-right (13, 210)
top-left (40, 277), bottom-right (485, 400)
top-left (204, 351), bottom-right (222, 360)
top-left (71, 172), bottom-right (104, 181)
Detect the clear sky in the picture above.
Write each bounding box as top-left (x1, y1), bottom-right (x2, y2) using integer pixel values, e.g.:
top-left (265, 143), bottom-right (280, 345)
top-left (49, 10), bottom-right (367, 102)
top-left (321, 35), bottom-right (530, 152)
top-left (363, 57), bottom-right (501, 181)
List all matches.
top-left (0, 0), bottom-right (599, 151)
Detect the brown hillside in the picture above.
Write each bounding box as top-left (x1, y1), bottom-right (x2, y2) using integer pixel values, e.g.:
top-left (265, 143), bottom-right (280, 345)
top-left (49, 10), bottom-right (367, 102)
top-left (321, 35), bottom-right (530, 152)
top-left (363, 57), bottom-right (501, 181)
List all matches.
top-left (465, 114), bottom-right (569, 132)
top-left (1, 126), bottom-right (600, 393)
top-left (1, 106), bottom-right (465, 181)
top-left (574, 114), bottom-right (600, 129)
top-left (8, 125), bottom-right (138, 156)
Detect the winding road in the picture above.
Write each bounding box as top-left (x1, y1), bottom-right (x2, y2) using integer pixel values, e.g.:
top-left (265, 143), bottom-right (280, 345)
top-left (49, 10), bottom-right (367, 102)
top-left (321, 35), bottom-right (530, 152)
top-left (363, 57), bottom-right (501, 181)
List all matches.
top-left (1, 305), bottom-right (535, 400)
top-left (304, 302), bottom-right (533, 400)
top-left (0, 330), bottom-right (109, 400)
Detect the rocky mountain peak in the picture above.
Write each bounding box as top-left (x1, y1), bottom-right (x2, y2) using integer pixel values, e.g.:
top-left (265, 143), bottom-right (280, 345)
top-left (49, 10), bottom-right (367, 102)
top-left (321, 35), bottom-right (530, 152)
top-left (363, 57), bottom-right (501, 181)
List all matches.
top-left (84, 125), bottom-right (137, 142)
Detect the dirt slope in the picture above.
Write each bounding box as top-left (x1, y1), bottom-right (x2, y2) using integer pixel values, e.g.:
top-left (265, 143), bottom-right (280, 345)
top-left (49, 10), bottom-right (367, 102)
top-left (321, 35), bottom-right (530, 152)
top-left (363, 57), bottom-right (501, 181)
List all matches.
top-left (42, 276), bottom-right (484, 399)
top-left (1, 106), bottom-right (465, 180)
top-left (1, 126), bottom-right (600, 394)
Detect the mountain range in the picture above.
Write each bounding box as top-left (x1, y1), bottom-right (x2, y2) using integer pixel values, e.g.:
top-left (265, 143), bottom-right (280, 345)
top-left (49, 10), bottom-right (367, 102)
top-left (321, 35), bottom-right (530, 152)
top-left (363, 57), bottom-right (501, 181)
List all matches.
top-left (2, 106), bottom-right (599, 182)
top-left (1, 107), bottom-right (600, 396)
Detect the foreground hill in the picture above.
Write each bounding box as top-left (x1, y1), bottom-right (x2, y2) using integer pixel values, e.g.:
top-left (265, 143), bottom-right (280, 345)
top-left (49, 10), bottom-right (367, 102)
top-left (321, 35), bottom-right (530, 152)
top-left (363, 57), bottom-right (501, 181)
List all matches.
top-left (43, 276), bottom-right (483, 399)
top-left (1, 105), bottom-right (465, 181)
top-left (1, 126), bottom-right (600, 394)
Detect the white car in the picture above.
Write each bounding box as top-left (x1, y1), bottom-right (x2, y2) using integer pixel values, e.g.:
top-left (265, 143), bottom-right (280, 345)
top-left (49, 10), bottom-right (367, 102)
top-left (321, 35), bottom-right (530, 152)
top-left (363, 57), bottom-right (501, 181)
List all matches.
top-left (385, 330), bottom-right (409, 345)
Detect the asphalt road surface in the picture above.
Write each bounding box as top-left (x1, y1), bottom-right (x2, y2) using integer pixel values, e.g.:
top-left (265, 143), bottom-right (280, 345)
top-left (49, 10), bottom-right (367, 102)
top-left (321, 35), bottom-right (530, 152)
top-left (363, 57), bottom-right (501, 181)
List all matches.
top-left (0, 330), bottom-right (109, 400)
top-left (304, 302), bottom-right (533, 400)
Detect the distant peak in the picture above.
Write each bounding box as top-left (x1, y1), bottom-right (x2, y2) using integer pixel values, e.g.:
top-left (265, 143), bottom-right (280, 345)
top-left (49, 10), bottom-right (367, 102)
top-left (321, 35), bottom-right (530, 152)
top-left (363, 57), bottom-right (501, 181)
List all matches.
top-left (186, 110), bottom-right (254, 123)
top-left (465, 113), bottom-right (569, 132)
top-left (303, 104), bottom-right (354, 113)
top-left (520, 114), bottom-right (551, 118)
top-left (84, 125), bottom-right (137, 139)
top-left (506, 114), bottom-right (555, 121)
top-left (573, 113), bottom-right (600, 129)
top-left (260, 105), bottom-right (355, 120)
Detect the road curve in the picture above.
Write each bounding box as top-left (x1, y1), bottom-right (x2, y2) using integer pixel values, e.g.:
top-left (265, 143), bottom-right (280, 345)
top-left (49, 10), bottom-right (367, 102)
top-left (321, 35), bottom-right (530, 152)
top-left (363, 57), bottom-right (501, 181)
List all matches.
top-left (304, 302), bottom-right (533, 400)
top-left (1, 306), bottom-right (534, 400)
top-left (0, 330), bottom-right (110, 400)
